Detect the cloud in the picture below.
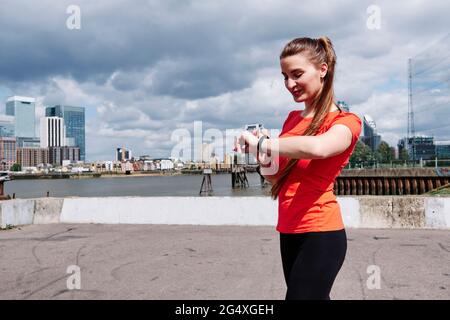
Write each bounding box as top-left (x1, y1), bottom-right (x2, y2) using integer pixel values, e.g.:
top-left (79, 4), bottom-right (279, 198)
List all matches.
top-left (351, 89), bottom-right (408, 145)
top-left (0, 0), bottom-right (449, 161)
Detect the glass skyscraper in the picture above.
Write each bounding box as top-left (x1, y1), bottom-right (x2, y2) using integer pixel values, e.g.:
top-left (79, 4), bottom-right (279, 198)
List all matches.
top-left (5, 96), bottom-right (36, 138)
top-left (362, 114), bottom-right (381, 152)
top-left (46, 105), bottom-right (86, 161)
top-left (337, 100), bottom-right (350, 112)
top-left (0, 115), bottom-right (15, 137)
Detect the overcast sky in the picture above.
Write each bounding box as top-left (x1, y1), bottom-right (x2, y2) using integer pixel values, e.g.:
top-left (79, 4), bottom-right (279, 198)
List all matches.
top-left (0, 0), bottom-right (449, 161)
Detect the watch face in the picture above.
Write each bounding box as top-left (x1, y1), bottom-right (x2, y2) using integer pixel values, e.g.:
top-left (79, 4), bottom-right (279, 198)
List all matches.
top-left (245, 123), bottom-right (263, 132)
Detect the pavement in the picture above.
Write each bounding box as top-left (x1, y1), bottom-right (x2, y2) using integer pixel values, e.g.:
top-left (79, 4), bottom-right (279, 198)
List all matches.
top-left (0, 224), bottom-right (449, 300)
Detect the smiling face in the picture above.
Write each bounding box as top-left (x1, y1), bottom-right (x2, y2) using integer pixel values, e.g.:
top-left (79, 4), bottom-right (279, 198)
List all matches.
top-left (280, 53), bottom-right (328, 105)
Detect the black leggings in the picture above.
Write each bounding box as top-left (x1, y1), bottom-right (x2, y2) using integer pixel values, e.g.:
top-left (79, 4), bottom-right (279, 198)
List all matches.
top-left (280, 229), bottom-right (347, 300)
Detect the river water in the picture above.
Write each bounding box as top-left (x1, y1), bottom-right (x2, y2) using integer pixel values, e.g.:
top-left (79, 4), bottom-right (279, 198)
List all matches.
top-left (4, 173), bottom-right (271, 199)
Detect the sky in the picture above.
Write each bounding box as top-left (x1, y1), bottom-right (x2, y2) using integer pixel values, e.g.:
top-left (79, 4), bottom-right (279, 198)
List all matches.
top-left (0, 0), bottom-right (449, 162)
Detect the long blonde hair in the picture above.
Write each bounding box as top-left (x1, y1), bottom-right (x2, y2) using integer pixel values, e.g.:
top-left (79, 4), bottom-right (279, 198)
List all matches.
top-left (271, 36), bottom-right (338, 200)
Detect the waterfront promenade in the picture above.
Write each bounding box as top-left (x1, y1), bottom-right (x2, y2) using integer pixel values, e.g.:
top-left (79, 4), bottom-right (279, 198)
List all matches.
top-left (0, 224), bottom-right (449, 300)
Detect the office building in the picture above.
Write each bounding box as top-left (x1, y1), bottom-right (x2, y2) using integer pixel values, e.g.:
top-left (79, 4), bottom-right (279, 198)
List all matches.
top-left (40, 117), bottom-right (66, 148)
top-left (399, 136), bottom-right (436, 160)
top-left (49, 146), bottom-right (80, 166)
top-left (16, 148), bottom-right (49, 167)
top-left (116, 147), bottom-right (132, 162)
top-left (5, 96), bottom-right (36, 138)
top-left (16, 137), bottom-right (41, 148)
top-left (0, 115), bottom-right (15, 137)
top-left (0, 137), bottom-right (16, 170)
top-left (435, 141), bottom-right (450, 159)
top-left (362, 114), bottom-right (381, 152)
top-left (46, 105), bottom-right (85, 161)
top-left (337, 100), bottom-right (350, 112)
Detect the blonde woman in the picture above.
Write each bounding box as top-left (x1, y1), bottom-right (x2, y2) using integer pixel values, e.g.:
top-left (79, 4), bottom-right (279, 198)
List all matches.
top-left (239, 37), bottom-right (362, 300)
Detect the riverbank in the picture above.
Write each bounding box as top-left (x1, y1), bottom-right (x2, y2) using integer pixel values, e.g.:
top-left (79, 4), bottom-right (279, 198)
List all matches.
top-left (9, 167), bottom-right (450, 180)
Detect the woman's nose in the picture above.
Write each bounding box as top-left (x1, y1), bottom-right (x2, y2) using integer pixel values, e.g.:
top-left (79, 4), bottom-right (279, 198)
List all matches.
top-left (285, 78), bottom-right (297, 90)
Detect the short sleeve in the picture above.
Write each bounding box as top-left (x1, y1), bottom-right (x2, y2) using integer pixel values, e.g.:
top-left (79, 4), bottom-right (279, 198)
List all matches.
top-left (279, 110), bottom-right (298, 136)
top-left (332, 112), bottom-right (362, 145)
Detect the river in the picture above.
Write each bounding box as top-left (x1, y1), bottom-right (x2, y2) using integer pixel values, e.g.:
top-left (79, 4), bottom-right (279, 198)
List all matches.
top-left (4, 173), bottom-right (271, 198)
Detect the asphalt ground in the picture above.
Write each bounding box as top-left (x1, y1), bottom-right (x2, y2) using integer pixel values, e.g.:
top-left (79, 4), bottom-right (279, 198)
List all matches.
top-left (0, 224), bottom-right (449, 300)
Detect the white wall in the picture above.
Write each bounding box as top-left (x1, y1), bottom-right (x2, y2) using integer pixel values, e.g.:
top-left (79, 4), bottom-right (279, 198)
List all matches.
top-left (1, 196), bottom-right (450, 229)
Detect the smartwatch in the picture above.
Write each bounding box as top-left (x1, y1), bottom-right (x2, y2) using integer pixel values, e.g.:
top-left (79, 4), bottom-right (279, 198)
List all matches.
top-left (257, 135), bottom-right (270, 163)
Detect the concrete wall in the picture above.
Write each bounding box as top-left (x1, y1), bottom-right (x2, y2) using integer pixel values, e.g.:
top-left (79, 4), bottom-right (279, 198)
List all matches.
top-left (1, 196), bottom-right (450, 229)
top-left (59, 197), bottom-right (277, 226)
top-left (0, 199), bottom-right (35, 227)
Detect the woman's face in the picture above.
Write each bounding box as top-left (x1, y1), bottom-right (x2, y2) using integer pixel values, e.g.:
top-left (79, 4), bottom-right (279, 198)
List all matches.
top-left (280, 53), bottom-right (327, 104)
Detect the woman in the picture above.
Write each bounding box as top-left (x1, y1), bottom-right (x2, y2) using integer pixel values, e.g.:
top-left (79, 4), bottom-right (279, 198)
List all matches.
top-left (238, 37), bottom-right (362, 300)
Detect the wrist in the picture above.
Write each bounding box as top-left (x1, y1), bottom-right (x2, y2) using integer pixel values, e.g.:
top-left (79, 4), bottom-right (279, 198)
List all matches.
top-left (257, 135), bottom-right (269, 153)
top-left (257, 135), bottom-right (270, 163)
top-left (262, 138), bottom-right (270, 154)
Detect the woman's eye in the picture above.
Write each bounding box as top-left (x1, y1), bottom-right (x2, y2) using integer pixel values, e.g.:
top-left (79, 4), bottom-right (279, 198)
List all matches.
top-left (283, 74), bottom-right (302, 81)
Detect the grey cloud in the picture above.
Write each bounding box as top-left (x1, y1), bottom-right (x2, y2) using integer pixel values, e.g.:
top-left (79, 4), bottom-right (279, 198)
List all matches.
top-left (0, 0), bottom-right (364, 98)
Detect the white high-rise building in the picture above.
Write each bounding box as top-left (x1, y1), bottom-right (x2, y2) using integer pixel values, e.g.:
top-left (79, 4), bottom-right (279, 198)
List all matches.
top-left (40, 117), bottom-right (66, 148)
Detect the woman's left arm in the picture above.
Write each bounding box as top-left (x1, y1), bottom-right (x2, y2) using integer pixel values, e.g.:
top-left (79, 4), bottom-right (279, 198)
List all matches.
top-left (262, 124), bottom-right (353, 160)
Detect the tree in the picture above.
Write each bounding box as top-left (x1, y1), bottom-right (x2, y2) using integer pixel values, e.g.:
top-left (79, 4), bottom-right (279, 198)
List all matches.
top-left (10, 163), bottom-right (21, 172)
top-left (350, 140), bottom-right (375, 166)
top-left (375, 141), bottom-right (394, 163)
top-left (399, 148), bottom-right (409, 161)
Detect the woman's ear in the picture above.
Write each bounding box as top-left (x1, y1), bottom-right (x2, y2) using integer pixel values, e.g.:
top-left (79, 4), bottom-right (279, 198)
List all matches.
top-left (320, 63), bottom-right (328, 78)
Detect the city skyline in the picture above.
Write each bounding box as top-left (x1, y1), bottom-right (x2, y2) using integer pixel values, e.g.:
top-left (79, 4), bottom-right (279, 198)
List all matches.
top-left (0, 95), bottom-right (84, 170)
top-left (0, 1), bottom-right (449, 162)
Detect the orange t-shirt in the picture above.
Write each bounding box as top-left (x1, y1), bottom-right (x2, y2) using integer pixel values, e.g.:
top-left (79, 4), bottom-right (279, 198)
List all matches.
top-left (275, 110), bottom-right (362, 234)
